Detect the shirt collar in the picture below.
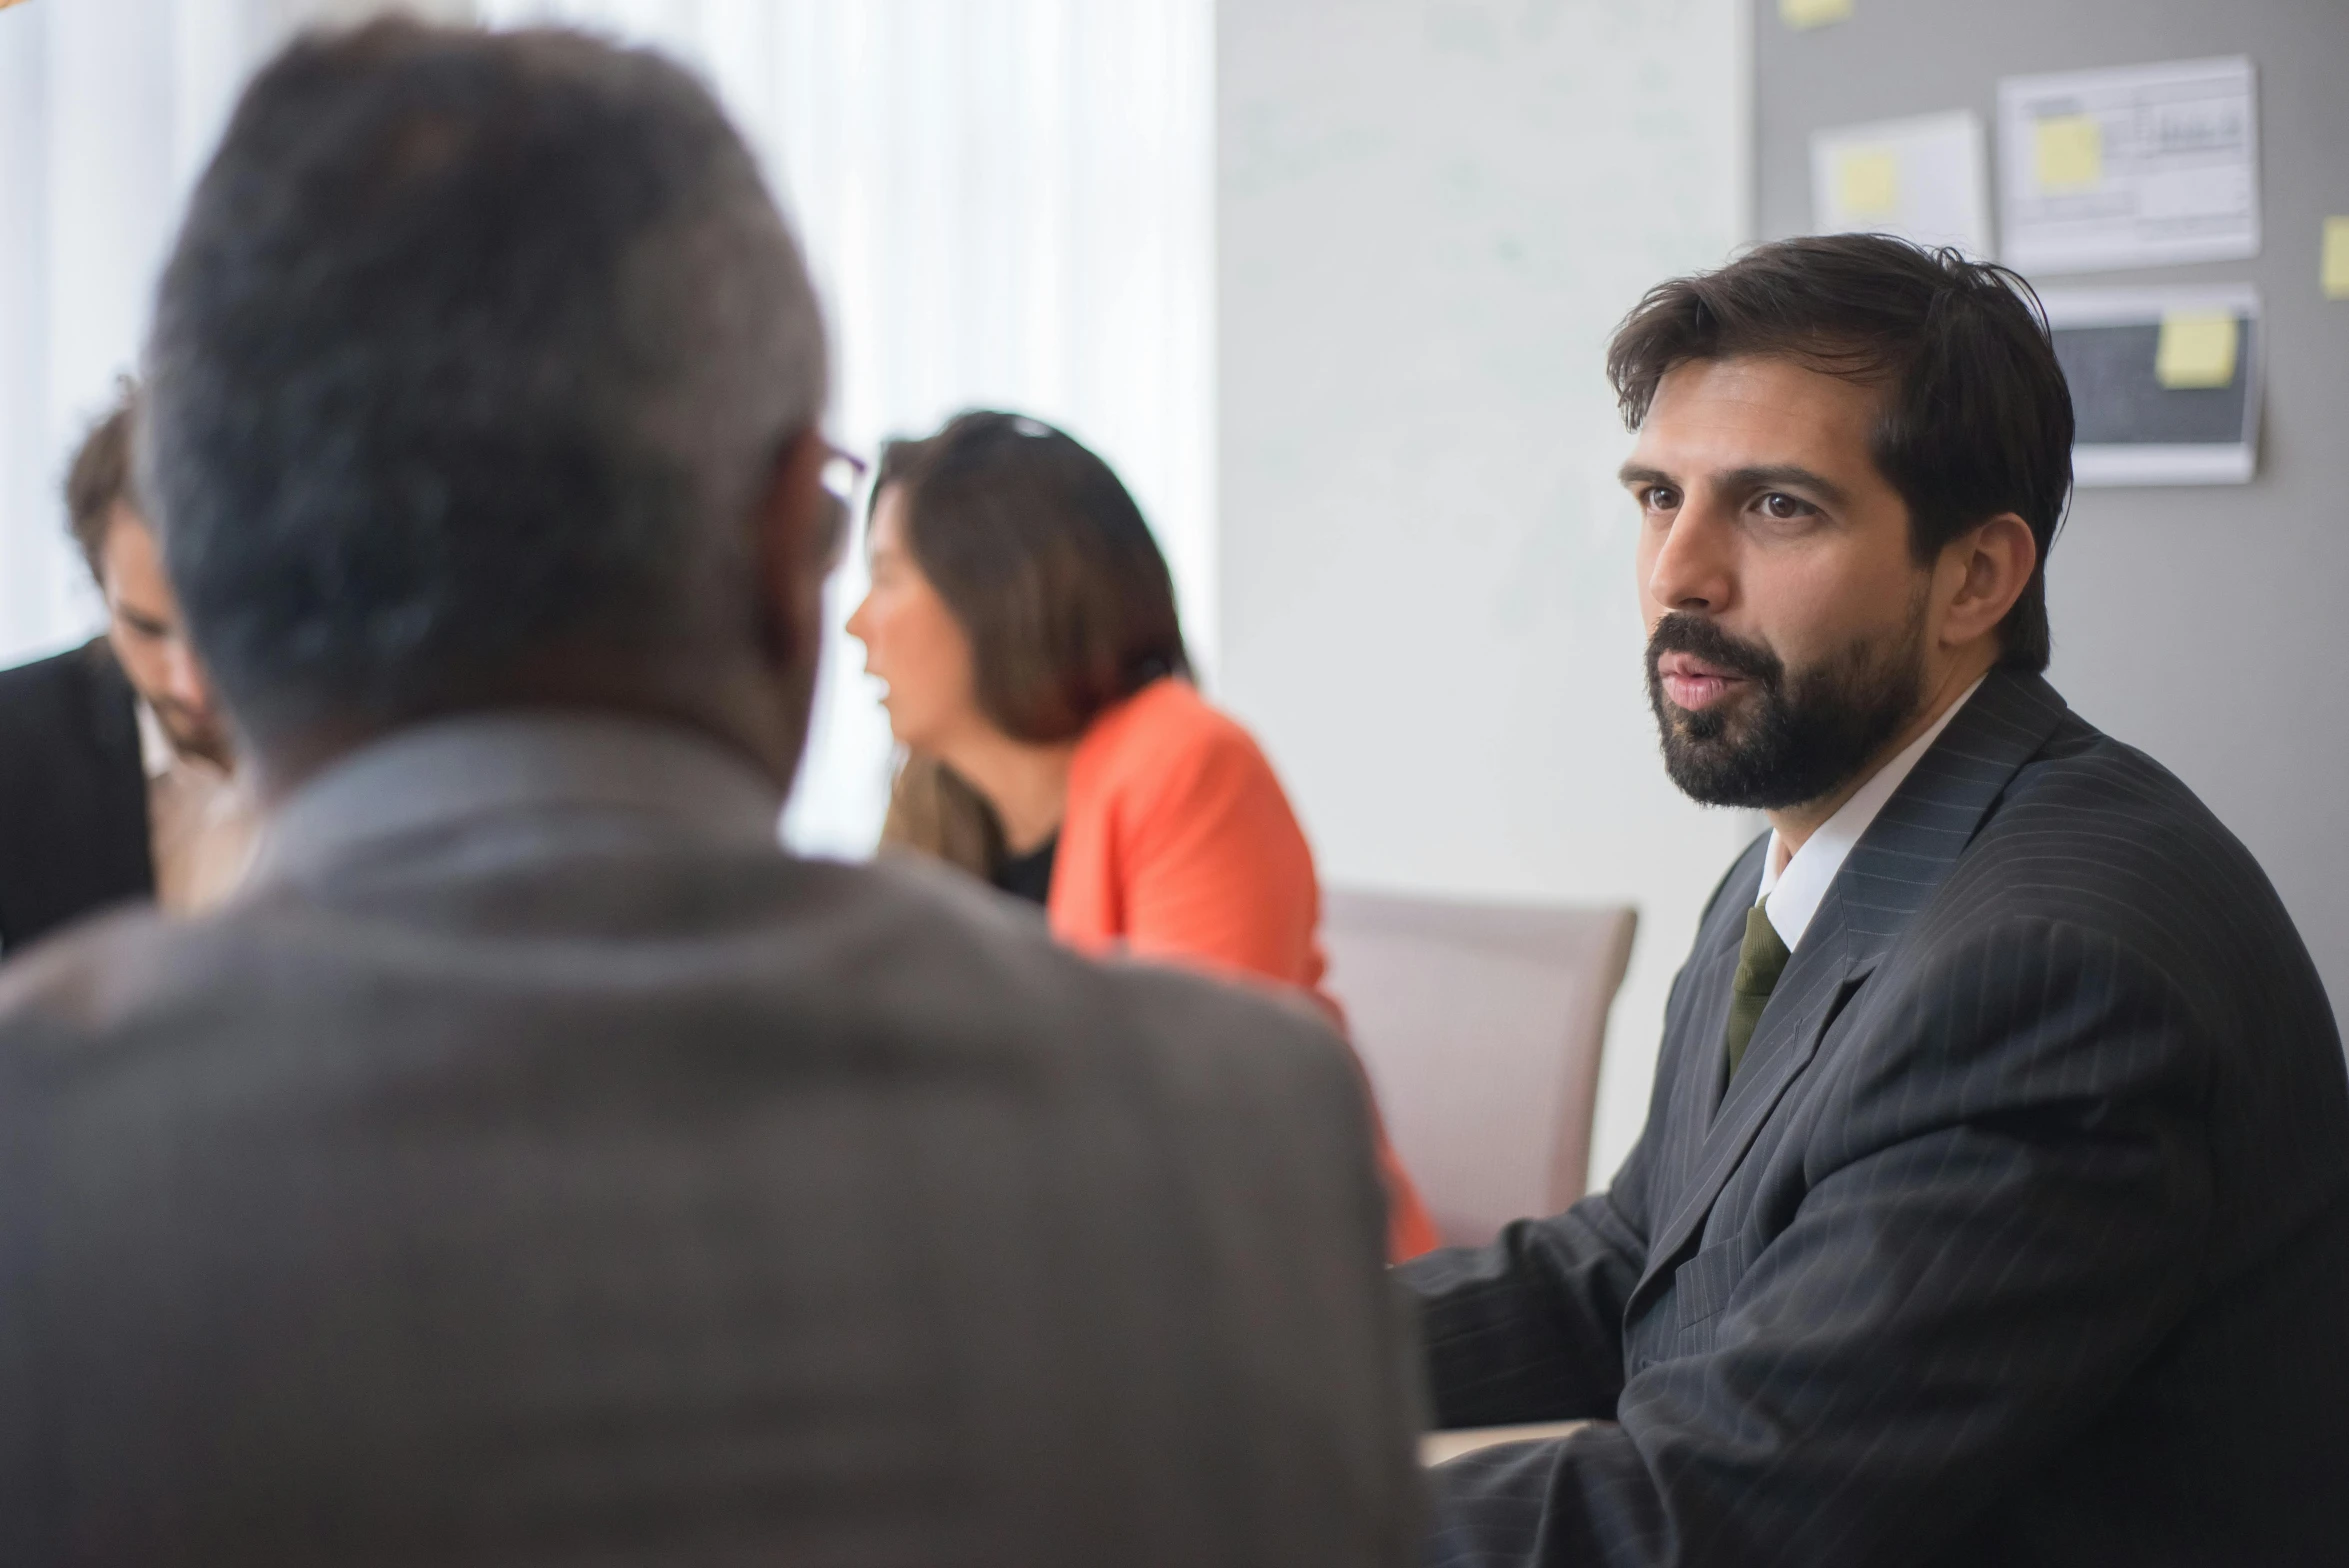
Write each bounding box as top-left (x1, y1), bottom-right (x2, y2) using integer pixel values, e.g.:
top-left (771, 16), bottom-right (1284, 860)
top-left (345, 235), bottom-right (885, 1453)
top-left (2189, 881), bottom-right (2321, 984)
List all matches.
top-left (135, 699), bottom-right (175, 781)
top-left (247, 710), bottom-right (788, 886)
top-left (1756, 674), bottom-right (1987, 952)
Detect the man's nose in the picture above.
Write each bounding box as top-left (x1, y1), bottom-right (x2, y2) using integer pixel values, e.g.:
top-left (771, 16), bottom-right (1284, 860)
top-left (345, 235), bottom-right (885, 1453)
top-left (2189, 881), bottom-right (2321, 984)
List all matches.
top-left (1644, 500), bottom-right (1737, 614)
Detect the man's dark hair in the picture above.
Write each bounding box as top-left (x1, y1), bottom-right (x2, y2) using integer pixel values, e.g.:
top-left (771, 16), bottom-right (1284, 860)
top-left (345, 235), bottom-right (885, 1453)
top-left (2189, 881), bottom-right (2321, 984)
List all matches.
top-left (64, 379), bottom-right (141, 579)
top-left (139, 21), bottom-right (827, 739)
top-left (1607, 234), bottom-right (2072, 672)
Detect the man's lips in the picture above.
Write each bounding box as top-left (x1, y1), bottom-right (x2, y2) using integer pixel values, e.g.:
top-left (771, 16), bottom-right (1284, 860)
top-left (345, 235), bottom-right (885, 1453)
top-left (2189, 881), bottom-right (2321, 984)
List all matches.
top-left (1656, 651), bottom-right (1752, 712)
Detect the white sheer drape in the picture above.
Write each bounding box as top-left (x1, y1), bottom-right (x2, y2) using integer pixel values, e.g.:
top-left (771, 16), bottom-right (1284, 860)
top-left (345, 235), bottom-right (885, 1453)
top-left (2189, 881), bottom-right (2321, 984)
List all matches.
top-left (0, 0), bottom-right (1215, 859)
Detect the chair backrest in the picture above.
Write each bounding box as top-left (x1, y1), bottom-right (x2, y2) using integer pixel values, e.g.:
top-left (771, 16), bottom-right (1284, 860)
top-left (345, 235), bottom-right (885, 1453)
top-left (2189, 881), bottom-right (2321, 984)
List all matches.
top-left (1319, 888), bottom-right (1637, 1248)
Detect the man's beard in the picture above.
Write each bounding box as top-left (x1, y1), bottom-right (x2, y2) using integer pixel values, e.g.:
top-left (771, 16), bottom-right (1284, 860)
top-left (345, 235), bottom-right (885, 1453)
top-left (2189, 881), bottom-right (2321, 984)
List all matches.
top-left (1645, 601), bottom-right (1927, 812)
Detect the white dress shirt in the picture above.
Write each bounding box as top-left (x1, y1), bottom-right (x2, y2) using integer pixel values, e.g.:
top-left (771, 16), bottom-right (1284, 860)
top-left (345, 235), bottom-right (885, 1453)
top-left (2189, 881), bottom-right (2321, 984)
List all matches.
top-left (137, 701), bottom-right (257, 913)
top-left (1755, 676), bottom-right (1987, 952)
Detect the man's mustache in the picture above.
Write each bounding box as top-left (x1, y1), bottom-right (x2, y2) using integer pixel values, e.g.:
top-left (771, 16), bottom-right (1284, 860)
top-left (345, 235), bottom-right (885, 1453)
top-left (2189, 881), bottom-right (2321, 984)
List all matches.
top-left (1646, 612), bottom-right (1783, 688)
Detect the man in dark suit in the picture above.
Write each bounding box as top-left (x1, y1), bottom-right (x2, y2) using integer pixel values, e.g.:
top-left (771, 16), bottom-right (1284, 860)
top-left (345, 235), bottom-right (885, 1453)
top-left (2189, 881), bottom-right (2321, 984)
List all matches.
top-left (0, 389), bottom-right (242, 954)
top-left (0, 641), bottom-right (148, 950)
top-left (1405, 235), bottom-right (2349, 1566)
top-left (0, 23), bottom-right (1421, 1565)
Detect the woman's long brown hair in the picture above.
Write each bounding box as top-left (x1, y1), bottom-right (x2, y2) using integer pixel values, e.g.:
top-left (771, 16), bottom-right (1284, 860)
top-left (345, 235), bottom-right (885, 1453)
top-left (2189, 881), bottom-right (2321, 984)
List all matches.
top-left (874, 412), bottom-right (1189, 878)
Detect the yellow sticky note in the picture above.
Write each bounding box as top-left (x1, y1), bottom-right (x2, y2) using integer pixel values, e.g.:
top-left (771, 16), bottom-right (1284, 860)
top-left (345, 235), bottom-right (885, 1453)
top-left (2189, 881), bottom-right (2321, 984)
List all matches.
top-left (2323, 217), bottom-right (2349, 301)
top-left (2034, 115), bottom-right (2103, 193)
top-left (1836, 149), bottom-right (1900, 217)
top-left (2155, 311), bottom-right (2239, 390)
top-left (1781, 0), bottom-right (1854, 29)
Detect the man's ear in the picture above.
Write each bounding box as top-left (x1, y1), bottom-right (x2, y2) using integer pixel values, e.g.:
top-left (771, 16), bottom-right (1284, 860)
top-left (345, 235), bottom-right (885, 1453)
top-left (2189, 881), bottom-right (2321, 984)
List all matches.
top-left (1938, 511), bottom-right (2038, 652)
top-left (751, 426), bottom-right (832, 670)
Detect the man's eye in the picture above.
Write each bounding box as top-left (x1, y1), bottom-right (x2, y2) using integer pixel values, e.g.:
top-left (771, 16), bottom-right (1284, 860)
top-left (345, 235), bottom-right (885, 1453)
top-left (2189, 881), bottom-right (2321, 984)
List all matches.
top-left (1758, 493), bottom-right (1814, 520)
top-left (1641, 487), bottom-right (1678, 511)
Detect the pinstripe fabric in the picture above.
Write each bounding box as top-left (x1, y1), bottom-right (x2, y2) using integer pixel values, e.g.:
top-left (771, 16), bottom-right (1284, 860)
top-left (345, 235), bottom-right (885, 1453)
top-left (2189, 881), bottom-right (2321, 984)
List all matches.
top-left (1402, 671), bottom-right (2349, 1567)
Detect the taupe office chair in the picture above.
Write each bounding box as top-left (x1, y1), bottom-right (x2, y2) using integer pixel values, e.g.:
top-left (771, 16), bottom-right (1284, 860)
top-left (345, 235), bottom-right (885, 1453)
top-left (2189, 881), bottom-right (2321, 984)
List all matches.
top-left (1320, 889), bottom-right (1638, 1248)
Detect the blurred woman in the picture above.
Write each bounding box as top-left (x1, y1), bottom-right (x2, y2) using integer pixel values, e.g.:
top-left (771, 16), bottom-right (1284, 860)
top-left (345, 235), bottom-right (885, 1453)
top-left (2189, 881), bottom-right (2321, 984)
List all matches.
top-left (846, 411), bottom-right (1438, 1262)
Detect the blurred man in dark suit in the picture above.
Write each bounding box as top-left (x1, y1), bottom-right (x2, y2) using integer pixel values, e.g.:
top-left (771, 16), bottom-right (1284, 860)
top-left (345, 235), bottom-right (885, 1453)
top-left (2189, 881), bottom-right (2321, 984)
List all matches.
top-left (0, 387), bottom-right (249, 955)
top-left (0, 23), bottom-right (1420, 1566)
top-left (1406, 236), bottom-right (2349, 1567)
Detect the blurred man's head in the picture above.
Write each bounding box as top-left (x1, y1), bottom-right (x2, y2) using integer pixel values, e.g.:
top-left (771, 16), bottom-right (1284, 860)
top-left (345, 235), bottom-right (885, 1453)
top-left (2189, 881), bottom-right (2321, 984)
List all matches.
top-left (1610, 235), bottom-right (2071, 813)
top-left (66, 388), bottom-right (231, 769)
top-left (140, 21), bottom-right (831, 797)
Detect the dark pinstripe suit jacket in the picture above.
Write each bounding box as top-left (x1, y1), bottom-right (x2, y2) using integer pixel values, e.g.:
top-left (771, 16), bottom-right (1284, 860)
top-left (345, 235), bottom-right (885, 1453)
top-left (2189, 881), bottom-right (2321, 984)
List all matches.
top-left (1402, 670), bottom-right (2349, 1567)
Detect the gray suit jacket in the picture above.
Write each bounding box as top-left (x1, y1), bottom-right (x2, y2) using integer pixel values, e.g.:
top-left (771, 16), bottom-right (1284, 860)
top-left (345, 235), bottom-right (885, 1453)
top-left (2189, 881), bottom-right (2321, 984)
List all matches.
top-left (1403, 670), bottom-right (2349, 1566)
top-left (0, 714), bottom-right (1423, 1567)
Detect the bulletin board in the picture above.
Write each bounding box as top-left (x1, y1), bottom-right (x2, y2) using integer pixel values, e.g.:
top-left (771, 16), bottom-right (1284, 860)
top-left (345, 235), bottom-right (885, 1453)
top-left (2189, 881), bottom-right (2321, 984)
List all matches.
top-left (1751, 0), bottom-right (2349, 1035)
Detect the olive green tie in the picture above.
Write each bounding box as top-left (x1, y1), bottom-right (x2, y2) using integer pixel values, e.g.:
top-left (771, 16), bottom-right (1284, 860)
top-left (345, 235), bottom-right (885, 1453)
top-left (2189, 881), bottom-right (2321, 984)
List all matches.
top-left (1723, 901), bottom-right (1791, 1080)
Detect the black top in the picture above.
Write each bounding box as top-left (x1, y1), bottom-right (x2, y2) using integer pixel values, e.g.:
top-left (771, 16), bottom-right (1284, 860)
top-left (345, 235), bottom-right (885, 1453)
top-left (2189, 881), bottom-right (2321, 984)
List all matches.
top-left (0, 638), bottom-right (154, 956)
top-left (991, 834), bottom-right (1058, 907)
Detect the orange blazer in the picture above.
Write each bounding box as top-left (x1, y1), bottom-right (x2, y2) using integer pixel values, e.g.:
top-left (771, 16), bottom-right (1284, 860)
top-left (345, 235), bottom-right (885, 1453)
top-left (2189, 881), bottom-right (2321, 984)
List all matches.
top-left (1048, 677), bottom-right (1439, 1262)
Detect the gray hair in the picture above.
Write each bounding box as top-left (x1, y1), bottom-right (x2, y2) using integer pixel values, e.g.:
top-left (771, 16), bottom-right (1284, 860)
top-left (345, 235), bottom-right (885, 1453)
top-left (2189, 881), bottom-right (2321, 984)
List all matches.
top-left (140, 20), bottom-right (827, 737)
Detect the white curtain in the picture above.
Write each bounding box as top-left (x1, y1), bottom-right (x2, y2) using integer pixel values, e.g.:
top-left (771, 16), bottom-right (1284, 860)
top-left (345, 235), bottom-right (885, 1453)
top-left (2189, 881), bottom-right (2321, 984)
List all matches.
top-left (0, 0), bottom-right (1216, 859)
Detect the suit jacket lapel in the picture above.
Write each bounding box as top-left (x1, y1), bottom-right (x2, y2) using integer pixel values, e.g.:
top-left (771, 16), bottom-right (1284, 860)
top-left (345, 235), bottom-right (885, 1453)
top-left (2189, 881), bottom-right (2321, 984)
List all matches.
top-left (81, 637), bottom-right (142, 773)
top-left (1634, 670), bottom-right (2075, 1294)
top-left (82, 636), bottom-right (156, 881)
top-left (1647, 839), bottom-right (1770, 1205)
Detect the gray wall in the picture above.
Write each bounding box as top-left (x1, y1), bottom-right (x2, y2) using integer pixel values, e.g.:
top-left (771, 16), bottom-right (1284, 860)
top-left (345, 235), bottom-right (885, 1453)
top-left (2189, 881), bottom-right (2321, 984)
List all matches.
top-left (1756, 0), bottom-right (2349, 1031)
